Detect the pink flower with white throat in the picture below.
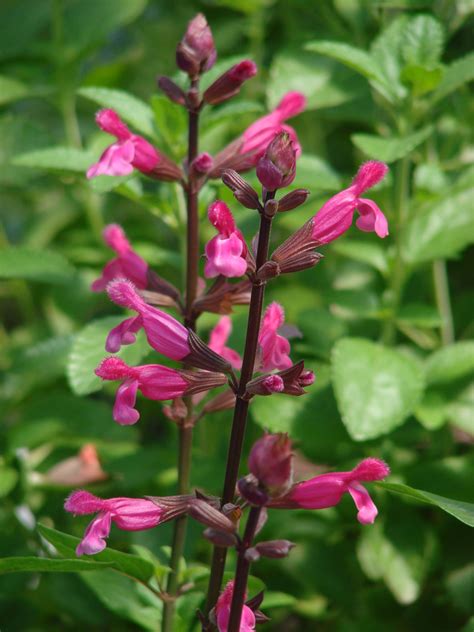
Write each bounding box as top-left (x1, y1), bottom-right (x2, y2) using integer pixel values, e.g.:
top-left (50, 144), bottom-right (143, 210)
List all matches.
top-left (106, 279), bottom-right (190, 359)
top-left (312, 161), bottom-right (389, 244)
top-left (208, 316), bottom-right (242, 369)
top-left (87, 109), bottom-right (159, 178)
top-left (215, 581), bottom-right (256, 632)
top-left (258, 302), bottom-right (292, 372)
top-left (91, 224), bottom-right (149, 292)
top-left (204, 201), bottom-right (248, 278)
top-left (64, 490), bottom-right (189, 555)
top-left (272, 458), bottom-right (390, 524)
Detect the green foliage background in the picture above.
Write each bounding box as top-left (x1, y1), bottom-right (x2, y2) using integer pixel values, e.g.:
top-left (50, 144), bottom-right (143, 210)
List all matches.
top-left (1, 0), bottom-right (473, 630)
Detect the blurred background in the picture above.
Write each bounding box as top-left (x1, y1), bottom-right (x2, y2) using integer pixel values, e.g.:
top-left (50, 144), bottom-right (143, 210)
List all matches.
top-left (1, 0), bottom-right (473, 630)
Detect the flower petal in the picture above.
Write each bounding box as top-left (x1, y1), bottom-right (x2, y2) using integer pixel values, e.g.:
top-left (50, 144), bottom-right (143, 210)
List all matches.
top-left (76, 512), bottom-right (112, 556)
top-left (113, 379), bottom-right (140, 425)
top-left (347, 482), bottom-right (378, 524)
top-left (355, 198), bottom-right (389, 238)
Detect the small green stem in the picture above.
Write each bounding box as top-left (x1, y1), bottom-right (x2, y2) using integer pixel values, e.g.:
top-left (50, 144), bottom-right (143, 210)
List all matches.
top-left (432, 259), bottom-right (455, 345)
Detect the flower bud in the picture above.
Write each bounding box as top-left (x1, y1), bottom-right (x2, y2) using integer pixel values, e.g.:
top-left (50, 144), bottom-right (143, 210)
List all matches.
top-left (256, 132), bottom-right (296, 192)
top-left (254, 539), bottom-right (295, 558)
top-left (256, 260), bottom-right (280, 281)
top-left (245, 373), bottom-right (284, 396)
top-left (263, 198), bottom-right (279, 218)
top-left (203, 60), bottom-right (257, 105)
top-left (176, 13), bottom-right (216, 77)
top-left (157, 76), bottom-right (186, 105)
top-left (237, 476), bottom-right (269, 506)
top-left (278, 188), bottom-right (310, 212)
top-left (244, 547), bottom-right (261, 562)
top-left (191, 152), bottom-right (213, 175)
top-left (248, 433), bottom-right (293, 496)
top-left (221, 169), bottom-right (260, 210)
top-left (188, 499), bottom-right (236, 533)
top-left (203, 528), bottom-right (239, 548)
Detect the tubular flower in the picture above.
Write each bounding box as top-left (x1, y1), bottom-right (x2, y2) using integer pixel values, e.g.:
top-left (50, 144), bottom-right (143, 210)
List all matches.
top-left (258, 302), bottom-right (292, 372)
top-left (45, 444), bottom-right (107, 486)
top-left (215, 581), bottom-right (256, 632)
top-left (64, 491), bottom-right (165, 556)
top-left (208, 316), bottom-right (242, 369)
top-left (204, 201), bottom-right (248, 278)
top-left (91, 224), bottom-right (149, 292)
top-left (87, 109), bottom-right (159, 178)
top-left (106, 279), bottom-right (190, 359)
top-left (312, 161), bottom-right (389, 244)
top-left (272, 458), bottom-right (390, 524)
top-left (96, 357), bottom-right (190, 424)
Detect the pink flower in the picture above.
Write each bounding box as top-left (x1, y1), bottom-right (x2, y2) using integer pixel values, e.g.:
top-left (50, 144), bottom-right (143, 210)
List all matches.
top-left (312, 161), bottom-right (389, 244)
top-left (45, 444), bottom-right (107, 486)
top-left (95, 357), bottom-right (190, 424)
top-left (215, 581), bottom-right (256, 632)
top-left (106, 279), bottom-right (190, 360)
top-left (208, 316), bottom-right (242, 369)
top-left (64, 490), bottom-right (164, 555)
top-left (204, 201), bottom-right (248, 278)
top-left (91, 224), bottom-right (149, 292)
top-left (240, 91), bottom-right (306, 160)
top-left (258, 302), bottom-right (292, 372)
top-left (203, 59), bottom-right (257, 105)
top-left (274, 458), bottom-right (390, 524)
top-left (87, 109), bottom-right (159, 178)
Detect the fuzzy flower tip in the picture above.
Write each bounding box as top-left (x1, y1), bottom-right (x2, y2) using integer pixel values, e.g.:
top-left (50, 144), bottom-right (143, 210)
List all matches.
top-left (312, 160), bottom-right (389, 244)
top-left (258, 302), bottom-right (292, 372)
top-left (91, 224), bottom-right (148, 292)
top-left (64, 490), bottom-right (164, 555)
top-left (208, 316), bottom-right (242, 369)
top-left (204, 201), bottom-right (248, 279)
top-left (87, 109), bottom-right (159, 179)
top-left (95, 357), bottom-right (189, 425)
top-left (105, 279), bottom-right (189, 360)
top-left (281, 458), bottom-right (390, 524)
top-left (215, 581), bottom-right (256, 632)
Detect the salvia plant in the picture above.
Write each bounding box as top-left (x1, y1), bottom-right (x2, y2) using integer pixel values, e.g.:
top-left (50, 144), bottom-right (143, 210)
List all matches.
top-left (1, 4), bottom-right (474, 632)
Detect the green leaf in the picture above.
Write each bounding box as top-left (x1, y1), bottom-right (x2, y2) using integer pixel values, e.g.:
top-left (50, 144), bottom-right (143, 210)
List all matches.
top-left (38, 524), bottom-right (155, 582)
top-left (0, 75), bottom-right (29, 105)
top-left (0, 557), bottom-right (115, 574)
top-left (446, 564), bottom-right (474, 613)
top-left (396, 304), bottom-right (442, 328)
top-left (332, 338), bottom-right (424, 440)
top-left (331, 239), bottom-right (388, 275)
top-left (12, 146), bottom-right (96, 173)
top-left (293, 154), bottom-right (341, 191)
top-left (401, 15), bottom-right (444, 66)
top-left (305, 41), bottom-right (380, 84)
top-left (78, 87), bottom-right (155, 137)
top-left (369, 15), bottom-right (409, 102)
top-left (415, 391), bottom-right (447, 430)
top-left (0, 0), bottom-right (49, 61)
top-left (401, 183), bottom-right (474, 263)
top-left (351, 126), bottom-right (433, 163)
top-left (378, 483), bottom-right (474, 527)
top-left (150, 95), bottom-right (187, 156)
top-left (0, 466), bottom-right (18, 497)
top-left (432, 52), bottom-right (474, 103)
top-left (425, 342), bottom-right (474, 385)
top-left (250, 392), bottom-right (308, 434)
top-left (0, 247), bottom-right (75, 284)
top-left (401, 63), bottom-right (444, 96)
top-left (446, 382), bottom-right (474, 435)
top-left (63, 0), bottom-right (147, 59)
top-left (67, 316), bottom-right (149, 396)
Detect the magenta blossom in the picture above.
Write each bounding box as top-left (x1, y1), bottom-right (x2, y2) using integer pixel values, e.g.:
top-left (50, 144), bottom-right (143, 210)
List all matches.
top-left (204, 201), bottom-right (248, 278)
top-left (312, 161), bottom-right (389, 244)
top-left (258, 302), bottom-right (292, 372)
top-left (208, 316), bottom-right (242, 369)
top-left (215, 581), bottom-right (256, 632)
top-left (96, 357), bottom-right (190, 424)
top-left (91, 224), bottom-right (148, 292)
top-left (273, 458), bottom-right (390, 524)
top-left (87, 109), bottom-right (159, 178)
top-left (106, 279), bottom-right (190, 359)
top-left (64, 491), bottom-right (164, 555)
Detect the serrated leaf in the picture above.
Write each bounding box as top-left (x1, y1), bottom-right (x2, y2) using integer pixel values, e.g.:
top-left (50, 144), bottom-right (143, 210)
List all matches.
top-left (38, 524), bottom-right (155, 582)
top-left (351, 126), bottom-right (433, 163)
top-left (401, 15), bottom-right (444, 66)
top-left (250, 393), bottom-right (307, 434)
top-left (78, 87), bottom-right (155, 137)
top-left (425, 342), bottom-right (474, 385)
top-left (432, 52), bottom-right (474, 103)
top-left (378, 483), bottom-right (474, 527)
top-left (332, 338), bottom-right (424, 440)
top-left (293, 154), bottom-right (341, 191)
top-left (369, 15), bottom-right (409, 102)
top-left (0, 556), bottom-right (115, 574)
top-left (67, 316), bottom-right (149, 396)
top-left (401, 63), bottom-right (444, 96)
top-left (12, 146), bottom-right (95, 173)
top-left (0, 248), bottom-right (75, 284)
top-left (149, 95), bottom-right (187, 156)
top-left (331, 240), bottom-right (388, 275)
top-left (0, 75), bottom-right (29, 105)
top-left (401, 183), bottom-right (474, 263)
top-left (305, 41), bottom-right (380, 83)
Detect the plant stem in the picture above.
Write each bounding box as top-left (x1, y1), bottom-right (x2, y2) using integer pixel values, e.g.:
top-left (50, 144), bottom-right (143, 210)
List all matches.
top-left (432, 259), bottom-right (454, 345)
top-left (161, 82), bottom-right (200, 632)
top-left (227, 506), bottom-right (262, 632)
top-left (204, 195), bottom-right (275, 616)
top-left (381, 156), bottom-right (410, 345)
